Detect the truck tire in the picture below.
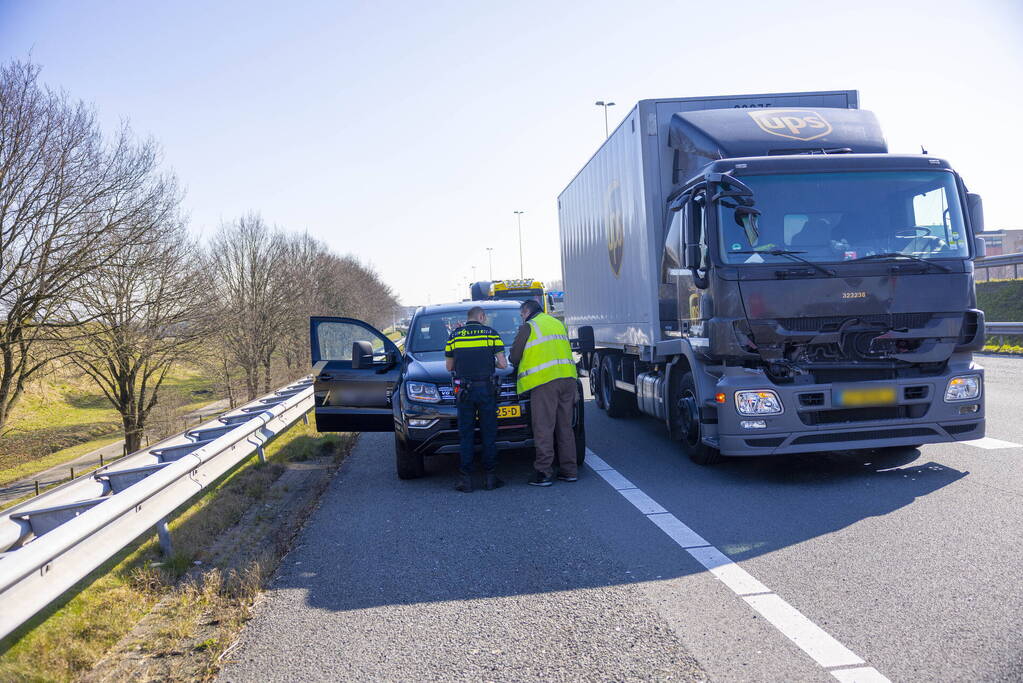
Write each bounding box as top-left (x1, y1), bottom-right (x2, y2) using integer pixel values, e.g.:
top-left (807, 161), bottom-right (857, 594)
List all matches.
top-left (395, 432), bottom-right (425, 479)
top-left (590, 353), bottom-right (606, 410)
top-left (677, 371), bottom-right (721, 465)
top-left (601, 354), bottom-right (637, 419)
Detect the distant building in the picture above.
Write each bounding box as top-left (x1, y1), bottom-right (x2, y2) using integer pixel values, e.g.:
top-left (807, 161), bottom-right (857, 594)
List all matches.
top-left (980, 229), bottom-right (1023, 255)
top-left (978, 229), bottom-right (1023, 280)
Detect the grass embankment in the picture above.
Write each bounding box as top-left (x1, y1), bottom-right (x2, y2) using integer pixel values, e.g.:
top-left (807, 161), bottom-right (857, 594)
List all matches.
top-left (0, 365), bottom-right (220, 487)
top-left (977, 279), bottom-right (1023, 354)
top-left (0, 417), bottom-right (354, 682)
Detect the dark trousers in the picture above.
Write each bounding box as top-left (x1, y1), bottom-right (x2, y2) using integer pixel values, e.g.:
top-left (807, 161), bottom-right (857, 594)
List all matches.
top-left (530, 377), bottom-right (577, 477)
top-left (457, 381), bottom-right (498, 474)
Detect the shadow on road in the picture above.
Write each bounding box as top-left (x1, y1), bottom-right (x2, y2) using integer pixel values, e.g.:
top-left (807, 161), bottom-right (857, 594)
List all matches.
top-left (267, 401), bottom-right (968, 614)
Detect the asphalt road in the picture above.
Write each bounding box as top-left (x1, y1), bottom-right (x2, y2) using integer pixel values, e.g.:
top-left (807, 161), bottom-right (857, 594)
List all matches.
top-left (220, 355), bottom-right (1022, 682)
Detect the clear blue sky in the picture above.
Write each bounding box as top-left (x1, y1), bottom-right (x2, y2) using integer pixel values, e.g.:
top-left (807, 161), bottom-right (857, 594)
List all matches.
top-left (2, 0), bottom-right (1021, 305)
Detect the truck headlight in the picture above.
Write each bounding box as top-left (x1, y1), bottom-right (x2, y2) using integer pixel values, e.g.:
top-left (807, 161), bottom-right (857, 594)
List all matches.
top-left (406, 381), bottom-right (440, 403)
top-left (944, 375), bottom-right (981, 402)
top-left (735, 390), bottom-right (783, 416)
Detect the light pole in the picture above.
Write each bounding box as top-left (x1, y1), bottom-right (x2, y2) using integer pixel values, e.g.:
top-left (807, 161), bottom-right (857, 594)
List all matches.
top-left (486, 247), bottom-right (493, 280)
top-left (513, 211), bottom-right (525, 278)
top-left (595, 100), bottom-right (616, 138)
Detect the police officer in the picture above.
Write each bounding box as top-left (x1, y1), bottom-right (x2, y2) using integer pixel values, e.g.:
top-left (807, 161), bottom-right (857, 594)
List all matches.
top-left (509, 299), bottom-right (578, 486)
top-left (444, 306), bottom-right (508, 492)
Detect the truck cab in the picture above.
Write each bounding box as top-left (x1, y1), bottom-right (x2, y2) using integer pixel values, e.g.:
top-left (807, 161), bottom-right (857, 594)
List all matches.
top-left (558, 92), bottom-right (986, 464)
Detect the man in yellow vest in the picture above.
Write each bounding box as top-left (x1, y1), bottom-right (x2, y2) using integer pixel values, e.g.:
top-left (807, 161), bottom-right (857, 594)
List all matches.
top-left (509, 299), bottom-right (578, 486)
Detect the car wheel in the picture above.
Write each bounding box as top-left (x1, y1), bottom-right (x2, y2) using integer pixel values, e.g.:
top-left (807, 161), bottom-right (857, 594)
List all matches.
top-left (395, 432), bottom-right (425, 479)
top-left (677, 371), bottom-right (721, 465)
top-left (601, 354), bottom-right (637, 419)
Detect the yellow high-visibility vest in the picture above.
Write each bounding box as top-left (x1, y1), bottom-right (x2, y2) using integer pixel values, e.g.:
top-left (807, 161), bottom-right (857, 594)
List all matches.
top-left (516, 313), bottom-right (576, 394)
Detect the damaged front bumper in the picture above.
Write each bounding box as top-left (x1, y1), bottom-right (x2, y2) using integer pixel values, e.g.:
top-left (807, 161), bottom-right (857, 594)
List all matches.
top-left (708, 359), bottom-right (985, 456)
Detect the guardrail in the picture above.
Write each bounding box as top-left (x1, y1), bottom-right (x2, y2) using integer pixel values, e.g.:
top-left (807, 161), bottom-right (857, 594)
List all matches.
top-left (976, 251), bottom-right (1023, 281)
top-left (0, 377), bottom-right (314, 640)
top-left (986, 322), bottom-right (1023, 336)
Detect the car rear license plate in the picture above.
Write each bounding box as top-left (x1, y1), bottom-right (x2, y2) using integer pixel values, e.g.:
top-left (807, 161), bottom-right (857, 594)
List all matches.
top-left (497, 405), bottom-right (521, 419)
top-left (833, 385), bottom-right (897, 407)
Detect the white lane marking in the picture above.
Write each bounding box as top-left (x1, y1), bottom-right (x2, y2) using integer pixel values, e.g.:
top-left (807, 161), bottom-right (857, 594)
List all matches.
top-left (961, 436), bottom-right (1022, 450)
top-left (689, 546), bottom-right (771, 596)
top-left (619, 488), bottom-right (668, 515)
top-left (646, 512), bottom-right (709, 548)
top-left (592, 467), bottom-right (637, 491)
top-left (744, 594), bottom-right (864, 668)
top-left (584, 447), bottom-right (889, 681)
top-left (830, 665), bottom-right (892, 682)
top-left (584, 452), bottom-right (614, 470)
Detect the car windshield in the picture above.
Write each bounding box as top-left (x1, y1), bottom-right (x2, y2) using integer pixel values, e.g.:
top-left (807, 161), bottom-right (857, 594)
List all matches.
top-left (719, 171), bottom-right (969, 265)
top-left (407, 309), bottom-right (522, 353)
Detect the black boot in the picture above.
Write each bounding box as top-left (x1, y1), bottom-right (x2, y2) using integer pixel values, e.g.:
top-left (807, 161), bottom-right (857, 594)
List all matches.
top-left (455, 473), bottom-right (473, 493)
top-left (484, 471), bottom-right (505, 490)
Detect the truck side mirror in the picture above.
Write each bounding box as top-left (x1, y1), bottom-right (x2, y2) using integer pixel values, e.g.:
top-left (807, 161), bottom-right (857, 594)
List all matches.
top-left (967, 193), bottom-right (984, 234)
top-left (684, 244), bottom-right (702, 270)
top-left (973, 236), bottom-right (986, 259)
top-left (351, 341), bottom-right (374, 369)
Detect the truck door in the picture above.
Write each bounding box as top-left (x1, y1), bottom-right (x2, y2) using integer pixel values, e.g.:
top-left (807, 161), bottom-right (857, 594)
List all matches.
top-left (309, 316), bottom-right (402, 432)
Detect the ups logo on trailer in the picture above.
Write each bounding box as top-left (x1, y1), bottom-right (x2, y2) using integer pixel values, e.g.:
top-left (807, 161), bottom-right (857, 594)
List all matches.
top-left (748, 109), bottom-right (833, 141)
top-left (605, 180), bottom-right (624, 277)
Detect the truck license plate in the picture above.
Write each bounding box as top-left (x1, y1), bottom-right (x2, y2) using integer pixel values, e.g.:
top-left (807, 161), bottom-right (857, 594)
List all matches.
top-left (497, 405), bottom-right (521, 419)
top-left (833, 385), bottom-right (897, 407)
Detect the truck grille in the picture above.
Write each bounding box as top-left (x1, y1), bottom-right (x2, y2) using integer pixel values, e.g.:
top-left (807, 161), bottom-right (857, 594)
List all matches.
top-left (791, 427), bottom-right (936, 445)
top-left (798, 404), bottom-right (929, 425)
top-left (777, 313), bottom-right (932, 333)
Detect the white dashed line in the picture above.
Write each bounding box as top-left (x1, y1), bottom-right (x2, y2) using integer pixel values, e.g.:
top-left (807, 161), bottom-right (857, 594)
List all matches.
top-left (585, 447), bottom-right (891, 682)
top-left (961, 436), bottom-right (1022, 450)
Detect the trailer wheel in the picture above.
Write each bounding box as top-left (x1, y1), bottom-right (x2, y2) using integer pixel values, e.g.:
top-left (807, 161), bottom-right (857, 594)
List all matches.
top-left (590, 353), bottom-right (606, 410)
top-left (601, 354), bottom-right (638, 418)
top-left (395, 432), bottom-right (425, 479)
top-left (678, 371), bottom-right (721, 465)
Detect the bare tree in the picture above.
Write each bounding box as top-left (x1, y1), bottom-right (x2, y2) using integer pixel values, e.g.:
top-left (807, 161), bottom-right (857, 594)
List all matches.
top-left (0, 60), bottom-right (164, 429)
top-left (207, 214), bottom-right (291, 399)
top-left (61, 195), bottom-right (206, 452)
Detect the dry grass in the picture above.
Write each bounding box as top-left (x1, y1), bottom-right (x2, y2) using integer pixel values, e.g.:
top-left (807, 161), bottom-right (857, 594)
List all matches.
top-left (0, 416), bottom-right (354, 682)
top-left (0, 362), bottom-right (223, 486)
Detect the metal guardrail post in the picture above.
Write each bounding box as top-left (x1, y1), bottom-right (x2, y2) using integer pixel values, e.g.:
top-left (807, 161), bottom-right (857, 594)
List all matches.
top-left (257, 446), bottom-right (266, 464)
top-left (156, 518), bottom-right (173, 557)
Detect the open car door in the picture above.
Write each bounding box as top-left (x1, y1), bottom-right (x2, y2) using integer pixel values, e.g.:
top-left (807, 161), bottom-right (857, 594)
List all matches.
top-left (310, 316), bottom-right (402, 432)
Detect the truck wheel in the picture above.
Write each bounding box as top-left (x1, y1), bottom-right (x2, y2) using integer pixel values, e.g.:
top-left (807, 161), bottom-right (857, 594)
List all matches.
top-left (678, 371), bottom-right (721, 465)
top-left (601, 354), bottom-right (637, 418)
top-left (395, 432), bottom-right (424, 479)
top-left (590, 354), bottom-right (606, 410)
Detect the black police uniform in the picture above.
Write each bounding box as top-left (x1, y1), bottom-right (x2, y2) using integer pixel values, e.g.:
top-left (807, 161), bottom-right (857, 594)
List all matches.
top-left (444, 321), bottom-right (504, 475)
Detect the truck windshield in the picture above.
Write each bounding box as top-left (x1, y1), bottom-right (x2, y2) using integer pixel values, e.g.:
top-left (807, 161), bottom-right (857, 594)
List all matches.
top-left (718, 171), bottom-right (968, 265)
top-left (493, 289), bottom-right (544, 306)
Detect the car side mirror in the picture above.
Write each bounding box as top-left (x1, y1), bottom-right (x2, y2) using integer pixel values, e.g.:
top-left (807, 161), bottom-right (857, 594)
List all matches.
top-left (351, 341), bottom-right (374, 369)
top-left (974, 236), bottom-right (987, 259)
top-left (967, 193), bottom-right (984, 234)
top-left (683, 244), bottom-right (702, 270)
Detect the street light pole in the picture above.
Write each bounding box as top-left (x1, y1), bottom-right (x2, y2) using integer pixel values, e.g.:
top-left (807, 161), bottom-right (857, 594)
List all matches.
top-left (595, 100), bottom-right (616, 138)
top-left (513, 211), bottom-right (525, 278)
top-left (486, 247), bottom-right (493, 280)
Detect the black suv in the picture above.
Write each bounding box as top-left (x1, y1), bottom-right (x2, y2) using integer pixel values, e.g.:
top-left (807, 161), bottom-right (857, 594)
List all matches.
top-left (310, 300), bottom-right (585, 479)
